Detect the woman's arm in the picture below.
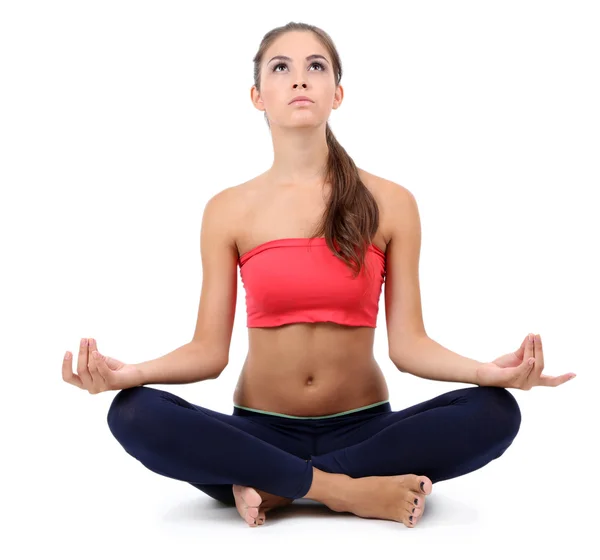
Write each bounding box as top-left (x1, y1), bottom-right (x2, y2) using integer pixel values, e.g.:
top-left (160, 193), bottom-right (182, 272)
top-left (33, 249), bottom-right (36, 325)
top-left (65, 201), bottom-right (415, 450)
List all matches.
top-left (390, 335), bottom-right (484, 385)
top-left (383, 182), bottom-right (483, 385)
top-left (136, 187), bottom-right (239, 385)
top-left (134, 341), bottom-right (227, 385)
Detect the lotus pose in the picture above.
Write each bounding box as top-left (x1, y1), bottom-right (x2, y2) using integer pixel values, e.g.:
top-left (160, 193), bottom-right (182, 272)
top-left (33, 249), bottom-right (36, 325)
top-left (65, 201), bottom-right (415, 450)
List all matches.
top-left (62, 22), bottom-right (576, 529)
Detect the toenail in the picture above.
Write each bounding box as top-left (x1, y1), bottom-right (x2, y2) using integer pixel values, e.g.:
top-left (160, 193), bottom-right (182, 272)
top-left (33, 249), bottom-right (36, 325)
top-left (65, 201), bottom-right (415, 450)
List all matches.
top-left (409, 515), bottom-right (413, 522)
top-left (414, 498), bottom-right (418, 505)
top-left (412, 507), bottom-right (415, 513)
top-left (420, 481), bottom-right (425, 491)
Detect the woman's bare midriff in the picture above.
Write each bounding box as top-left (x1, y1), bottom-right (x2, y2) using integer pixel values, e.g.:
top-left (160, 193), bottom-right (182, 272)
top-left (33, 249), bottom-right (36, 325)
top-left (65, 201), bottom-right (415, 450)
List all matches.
top-left (233, 323), bottom-right (390, 417)
top-left (231, 168), bottom-right (391, 417)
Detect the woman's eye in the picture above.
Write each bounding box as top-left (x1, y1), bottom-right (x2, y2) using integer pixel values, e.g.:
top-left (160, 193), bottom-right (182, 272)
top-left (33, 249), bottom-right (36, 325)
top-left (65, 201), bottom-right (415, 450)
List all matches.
top-left (273, 62), bottom-right (325, 72)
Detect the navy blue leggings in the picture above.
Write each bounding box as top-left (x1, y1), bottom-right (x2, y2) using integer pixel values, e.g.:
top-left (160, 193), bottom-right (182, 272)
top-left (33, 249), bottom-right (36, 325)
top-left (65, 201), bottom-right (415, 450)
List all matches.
top-left (106, 385), bottom-right (521, 506)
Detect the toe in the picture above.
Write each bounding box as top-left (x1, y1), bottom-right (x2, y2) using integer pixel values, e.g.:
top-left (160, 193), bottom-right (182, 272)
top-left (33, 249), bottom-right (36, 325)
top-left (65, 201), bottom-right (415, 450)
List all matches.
top-left (405, 503), bottom-right (422, 516)
top-left (240, 487), bottom-right (263, 508)
top-left (404, 503), bottom-right (419, 520)
top-left (233, 485), bottom-right (267, 527)
top-left (410, 474), bottom-right (432, 495)
top-left (246, 506), bottom-right (259, 518)
top-left (245, 511), bottom-right (259, 526)
top-left (408, 492), bottom-right (422, 508)
top-left (418, 476), bottom-right (433, 495)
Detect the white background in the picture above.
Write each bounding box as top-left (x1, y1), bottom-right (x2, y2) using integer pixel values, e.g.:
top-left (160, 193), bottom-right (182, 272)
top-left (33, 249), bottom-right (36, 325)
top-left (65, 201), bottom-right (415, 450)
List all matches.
top-left (2, 1), bottom-right (598, 558)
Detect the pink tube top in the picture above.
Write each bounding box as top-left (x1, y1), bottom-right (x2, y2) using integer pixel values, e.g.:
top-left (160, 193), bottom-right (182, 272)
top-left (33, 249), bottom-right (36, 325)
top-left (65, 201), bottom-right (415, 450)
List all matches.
top-left (238, 237), bottom-right (386, 328)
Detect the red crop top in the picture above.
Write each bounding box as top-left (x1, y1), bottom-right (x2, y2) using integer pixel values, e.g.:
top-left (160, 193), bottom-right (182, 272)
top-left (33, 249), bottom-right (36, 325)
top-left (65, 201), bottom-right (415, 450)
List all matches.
top-left (238, 237), bottom-right (386, 328)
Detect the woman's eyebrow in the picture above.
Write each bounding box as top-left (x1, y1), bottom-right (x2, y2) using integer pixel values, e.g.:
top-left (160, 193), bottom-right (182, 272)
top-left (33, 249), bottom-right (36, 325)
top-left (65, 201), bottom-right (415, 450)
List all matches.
top-left (268, 54), bottom-right (329, 65)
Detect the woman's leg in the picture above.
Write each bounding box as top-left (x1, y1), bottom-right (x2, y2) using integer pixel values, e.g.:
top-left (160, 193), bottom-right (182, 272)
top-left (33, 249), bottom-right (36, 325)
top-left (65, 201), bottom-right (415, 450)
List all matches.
top-left (106, 386), bottom-right (314, 505)
top-left (308, 386), bottom-right (522, 486)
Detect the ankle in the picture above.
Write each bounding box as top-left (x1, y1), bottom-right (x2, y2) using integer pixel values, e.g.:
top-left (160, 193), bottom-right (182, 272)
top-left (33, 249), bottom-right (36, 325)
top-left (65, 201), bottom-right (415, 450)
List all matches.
top-left (302, 467), bottom-right (353, 511)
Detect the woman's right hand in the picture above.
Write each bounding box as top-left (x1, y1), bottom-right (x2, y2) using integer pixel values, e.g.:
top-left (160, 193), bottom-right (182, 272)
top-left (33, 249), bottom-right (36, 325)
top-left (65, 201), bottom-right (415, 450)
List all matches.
top-left (62, 338), bottom-right (144, 394)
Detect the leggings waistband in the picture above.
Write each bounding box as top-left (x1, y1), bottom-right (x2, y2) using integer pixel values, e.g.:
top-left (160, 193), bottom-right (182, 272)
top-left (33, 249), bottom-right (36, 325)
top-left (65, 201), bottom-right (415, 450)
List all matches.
top-left (233, 400), bottom-right (391, 420)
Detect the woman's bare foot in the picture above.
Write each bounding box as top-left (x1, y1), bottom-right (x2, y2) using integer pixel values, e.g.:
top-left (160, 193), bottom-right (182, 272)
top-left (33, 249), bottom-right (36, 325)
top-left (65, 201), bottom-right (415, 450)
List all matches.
top-left (232, 484), bottom-right (294, 527)
top-left (337, 474), bottom-right (432, 528)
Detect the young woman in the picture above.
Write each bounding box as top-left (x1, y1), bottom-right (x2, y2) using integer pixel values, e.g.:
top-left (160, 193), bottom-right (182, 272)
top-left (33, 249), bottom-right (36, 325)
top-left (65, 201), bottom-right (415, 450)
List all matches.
top-left (62, 22), bottom-right (576, 529)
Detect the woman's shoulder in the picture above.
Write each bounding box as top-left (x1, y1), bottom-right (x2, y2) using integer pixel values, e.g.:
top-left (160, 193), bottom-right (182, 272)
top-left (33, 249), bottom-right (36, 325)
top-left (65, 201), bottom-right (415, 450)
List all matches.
top-left (207, 175), bottom-right (263, 214)
top-left (223, 173), bottom-right (267, 205)
top-left (356, 169), bottom-right (416, 246)
top-left (358, 168), bottom-right (410, 198)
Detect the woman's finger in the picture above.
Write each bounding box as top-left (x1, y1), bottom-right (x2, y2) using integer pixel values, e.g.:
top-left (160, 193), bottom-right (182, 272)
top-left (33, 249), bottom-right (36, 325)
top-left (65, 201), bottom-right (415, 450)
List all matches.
top-left (87, 339), bottom-right (106, 392)
top-left (524, 334), bottom-right (534, 364)
top-left (515, 334), bottom-right (530, 361)
top-left (76, 338), bottom-right (93, 389)
top-left (91, 350), bottom-right (109, 385)
top-left (87, 338), bottom-right (99, 374)
top-left (525, 334), bottom-right (537, 383)
top-left (62, 351), bottom-right (83, 389)
top-left (513, 351), bottom-right (535, 389)
top-left (537, 373), bottom-right (575, 388)
top-left (534, 334), bottom-right (545, 370)
top-left (527, 334), bottom-right (545, 385)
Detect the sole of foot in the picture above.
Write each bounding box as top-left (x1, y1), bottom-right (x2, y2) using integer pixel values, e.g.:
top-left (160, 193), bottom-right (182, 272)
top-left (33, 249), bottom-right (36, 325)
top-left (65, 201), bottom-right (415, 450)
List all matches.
top-left (232, 484), bottom-right (294, 527)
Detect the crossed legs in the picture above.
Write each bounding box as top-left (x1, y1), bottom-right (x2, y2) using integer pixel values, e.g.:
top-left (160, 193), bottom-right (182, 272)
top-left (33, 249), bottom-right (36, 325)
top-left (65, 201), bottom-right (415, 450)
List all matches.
top-left (107, 385), bottom-right (521, 527)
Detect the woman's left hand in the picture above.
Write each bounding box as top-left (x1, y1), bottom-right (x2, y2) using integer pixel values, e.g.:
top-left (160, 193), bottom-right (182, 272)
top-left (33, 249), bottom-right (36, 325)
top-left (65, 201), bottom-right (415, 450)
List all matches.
top-left (475, 333), bottom-right (577, 390)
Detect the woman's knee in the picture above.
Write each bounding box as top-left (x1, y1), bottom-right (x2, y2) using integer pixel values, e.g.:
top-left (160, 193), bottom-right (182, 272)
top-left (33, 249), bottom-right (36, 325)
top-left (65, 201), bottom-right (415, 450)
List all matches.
top-left (106, 385), bottom-right (156, 439)
top-left (472, 386), bottom-right (522, 442)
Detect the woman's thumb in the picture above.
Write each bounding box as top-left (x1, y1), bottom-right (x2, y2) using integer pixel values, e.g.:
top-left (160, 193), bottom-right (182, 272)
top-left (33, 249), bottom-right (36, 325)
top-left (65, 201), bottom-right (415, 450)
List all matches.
top-left (526, 357), bottom-right (535, 369)
top-left (101, 353), bottom-right (125, 370)
top-left (94, 351), bottom-right (112, 368)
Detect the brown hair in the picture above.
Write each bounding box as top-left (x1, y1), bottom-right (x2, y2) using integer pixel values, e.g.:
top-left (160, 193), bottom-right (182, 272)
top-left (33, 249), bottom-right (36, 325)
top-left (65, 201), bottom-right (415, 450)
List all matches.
top-left (252, 22), bottom-right (380, 279)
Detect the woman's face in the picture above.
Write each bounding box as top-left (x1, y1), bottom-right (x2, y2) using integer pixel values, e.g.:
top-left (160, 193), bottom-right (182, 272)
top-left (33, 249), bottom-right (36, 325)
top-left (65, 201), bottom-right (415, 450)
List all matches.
top-left (251, 31), bottom-right (343, 128)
